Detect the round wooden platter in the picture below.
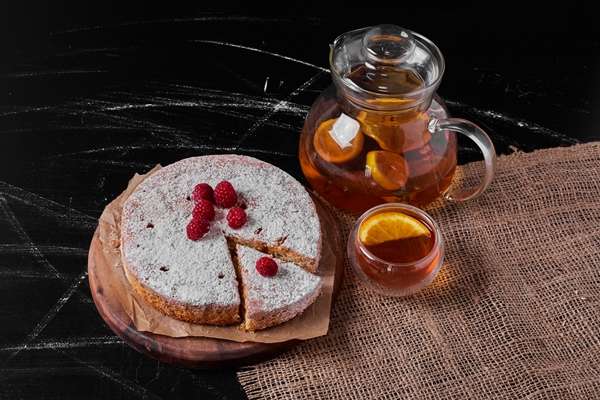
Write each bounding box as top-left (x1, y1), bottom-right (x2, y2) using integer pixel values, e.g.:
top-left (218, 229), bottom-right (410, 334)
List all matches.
top-left (88, 193), bottom-right (344, 369)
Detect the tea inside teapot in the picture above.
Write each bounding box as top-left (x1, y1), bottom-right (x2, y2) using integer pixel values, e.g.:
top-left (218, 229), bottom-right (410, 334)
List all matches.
top-left (299, 24), bottom-right (495, 214)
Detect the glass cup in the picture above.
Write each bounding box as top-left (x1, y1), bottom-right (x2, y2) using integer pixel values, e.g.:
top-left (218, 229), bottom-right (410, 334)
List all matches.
top-left (347, 203), bottom-right (444, 297)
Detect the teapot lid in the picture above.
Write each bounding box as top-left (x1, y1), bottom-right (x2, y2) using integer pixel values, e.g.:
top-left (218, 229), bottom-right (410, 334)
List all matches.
top-left (330, 24), bottom-right (445, 98)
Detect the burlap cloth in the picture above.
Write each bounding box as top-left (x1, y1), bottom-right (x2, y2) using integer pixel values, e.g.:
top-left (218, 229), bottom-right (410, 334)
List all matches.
top-left (237, 142), bottom-right (600, 399)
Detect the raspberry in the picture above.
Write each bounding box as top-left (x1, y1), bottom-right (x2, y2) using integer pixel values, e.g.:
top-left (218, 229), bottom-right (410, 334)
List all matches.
top-left (226, 207), bottom-right (247, 229)
top-left (213, 181), bottom-right (237, 208)
top-left (192, 199), bottom-right (215, 221)
top-left (186, 217), bottom-right (210, 241)
top-left (255, 256), bottom-right (278, 277)
top-left (191, 183), bottom-right (214, 204)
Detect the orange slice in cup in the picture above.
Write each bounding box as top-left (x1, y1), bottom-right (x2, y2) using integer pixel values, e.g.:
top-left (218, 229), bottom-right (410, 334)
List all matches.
top-left (359, 211), bottom-right (429, 246)
top-left (313, 117), bottom-right (364, 163)
top-left (366, 150), bottom-right (409, 191)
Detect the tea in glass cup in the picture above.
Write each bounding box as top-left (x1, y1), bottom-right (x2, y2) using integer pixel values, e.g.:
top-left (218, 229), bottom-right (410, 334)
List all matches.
top-left (347, 203), bottom-right (444, 297)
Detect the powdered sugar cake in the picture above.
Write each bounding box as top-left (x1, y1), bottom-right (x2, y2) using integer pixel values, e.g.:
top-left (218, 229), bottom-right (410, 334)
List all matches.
top-left (120, 155), bottom-right (322, 329)
top-left (236, 244), bottom-right (322, 332)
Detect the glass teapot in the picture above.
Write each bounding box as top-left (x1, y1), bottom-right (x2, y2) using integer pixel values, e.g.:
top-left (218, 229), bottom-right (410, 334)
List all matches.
top-left (299, 24), bottom-right (496, 214)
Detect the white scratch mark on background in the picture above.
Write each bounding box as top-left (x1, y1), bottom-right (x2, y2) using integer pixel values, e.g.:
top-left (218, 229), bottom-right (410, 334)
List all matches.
top-left (57, 349), bottom-right (167, 400)
top-left (0, 197), bottom-right (60, 278)
top-left (233, 71), bottom-right (327, 149)
top-left (49, 15), bottom-right (307, 35)
top-left (193, 40), bottom-right (329, 72)
top-left (5, 270), bottom-right (89, 361)
top-left (0, 181), bottom-right (97, 230)
top-left (0, 183), bottom-right (101, 361)
top-left (0, 244), bottom-right (87, 256)
top-left (1, 336), bottom-right (122, 352)
top-left (0, 244), bottom-right (87, 278)
top-left (443, 99), bottom-right (579, 144)
top-left (0, 69), bottom-right (107, 79)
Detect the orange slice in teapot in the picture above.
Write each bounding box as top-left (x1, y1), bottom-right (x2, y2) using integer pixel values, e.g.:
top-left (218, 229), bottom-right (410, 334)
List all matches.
top-left (357, 98), bottom-right (431, 153)
top-left (313, 117), bottom-right (364, 163)
top-left (365, 150), bottom-right (409, 191)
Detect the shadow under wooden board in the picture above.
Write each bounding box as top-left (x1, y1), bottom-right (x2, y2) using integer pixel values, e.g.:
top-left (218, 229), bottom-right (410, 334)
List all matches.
top-left (88, 192), bottom-right (345, 369)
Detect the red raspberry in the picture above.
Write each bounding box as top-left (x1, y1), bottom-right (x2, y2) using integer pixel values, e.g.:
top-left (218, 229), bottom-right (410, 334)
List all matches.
top-left (192, 199), bottom-right (215, 221)
top-left (226, 207), bottom-right (247, 229)
top-left (213, 181), bottom-right (237, 208)
top-left (191, 183), bottom-right (214, 204)
top-left (255, 257), bottom-right (278, 277)
top-left (186, 217), bottom-right (210, 241)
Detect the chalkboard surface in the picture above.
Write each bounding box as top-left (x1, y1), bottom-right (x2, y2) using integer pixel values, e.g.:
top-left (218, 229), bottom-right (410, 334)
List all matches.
top-left (1, 1), bottom-right (598, 399)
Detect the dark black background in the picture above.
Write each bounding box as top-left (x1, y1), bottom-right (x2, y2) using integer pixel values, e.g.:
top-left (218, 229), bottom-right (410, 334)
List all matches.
top-left (1, 1), bottom-right (598, 399)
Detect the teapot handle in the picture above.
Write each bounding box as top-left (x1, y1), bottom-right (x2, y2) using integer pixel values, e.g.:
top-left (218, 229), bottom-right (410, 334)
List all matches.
top-left (428, 116), bottom-right (497, 201)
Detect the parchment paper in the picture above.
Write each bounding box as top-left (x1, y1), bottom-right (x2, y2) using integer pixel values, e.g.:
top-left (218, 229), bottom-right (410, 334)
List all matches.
top-left (97, 165), bottom-right (339, 343)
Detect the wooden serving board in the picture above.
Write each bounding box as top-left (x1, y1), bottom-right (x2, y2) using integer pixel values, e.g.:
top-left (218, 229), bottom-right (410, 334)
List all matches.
top-left (88, 193), bottom-right (344, 369)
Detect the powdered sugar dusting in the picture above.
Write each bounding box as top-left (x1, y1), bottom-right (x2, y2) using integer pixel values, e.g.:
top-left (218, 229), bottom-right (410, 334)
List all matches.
top-left (121, 189), bottom-right (239, 307)
top-left (120, 155), bottom-right (321, 308)
top-left (237, 244), bottom-right (322, 319)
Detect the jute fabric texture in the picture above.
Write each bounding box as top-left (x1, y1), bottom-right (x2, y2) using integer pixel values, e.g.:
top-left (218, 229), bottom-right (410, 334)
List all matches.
top-left (238, 142), bottom-right (600, 399)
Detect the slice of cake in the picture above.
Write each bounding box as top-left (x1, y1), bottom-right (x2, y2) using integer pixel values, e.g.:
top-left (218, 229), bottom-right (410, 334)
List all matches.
top-left (120, 155), bottom-right (322, 328)
top-left (122, 229), bottom-right (241, 325)
top-left (236, 244), bottom-right (323, 332)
